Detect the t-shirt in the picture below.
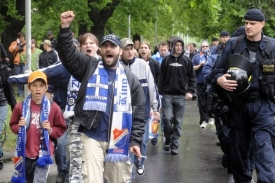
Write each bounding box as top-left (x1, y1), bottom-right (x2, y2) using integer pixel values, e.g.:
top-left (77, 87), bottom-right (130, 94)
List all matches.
top-left (84, 68), bottom-right (116, 142)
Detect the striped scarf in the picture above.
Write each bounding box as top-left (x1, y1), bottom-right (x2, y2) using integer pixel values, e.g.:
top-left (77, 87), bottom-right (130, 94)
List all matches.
top-left (84, 61), bottom-right (132, 162)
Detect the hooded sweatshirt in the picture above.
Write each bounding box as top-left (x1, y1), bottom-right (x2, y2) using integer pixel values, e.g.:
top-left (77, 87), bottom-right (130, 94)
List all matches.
top-left (158, 37), bottom-right (196, 95)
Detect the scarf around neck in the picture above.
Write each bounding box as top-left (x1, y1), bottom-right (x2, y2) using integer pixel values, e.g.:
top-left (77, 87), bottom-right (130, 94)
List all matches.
top-left (84, 61), bottom-right (133, 162)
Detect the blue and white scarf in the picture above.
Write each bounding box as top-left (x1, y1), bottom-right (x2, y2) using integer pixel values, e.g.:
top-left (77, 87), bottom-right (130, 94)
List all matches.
top-left (84, 61), bottom-right (132, 162)
top-left (11, 95), bottom-right (53, 182)
top-left (11, 126), bottom-right (26, 183)
top-left (64, 76), bottom-right (81, 119)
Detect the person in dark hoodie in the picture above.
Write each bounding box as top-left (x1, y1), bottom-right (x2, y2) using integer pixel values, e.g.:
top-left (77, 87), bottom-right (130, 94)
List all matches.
top-left (158, 36), bottom-right (196, 155)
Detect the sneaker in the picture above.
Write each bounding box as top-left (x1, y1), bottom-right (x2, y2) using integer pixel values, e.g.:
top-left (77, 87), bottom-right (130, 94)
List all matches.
top-left (163, 140), bottom-right (171, 151)
top-left (208, 118), bottom-right (215, 125)
top-left (200, 121), bottom-right (207, 128)
top-left (56, 173), bottom-right (65, 183)
top-left (136, 165), bottom-right (144, 176)
top-left (227, 173), bottom-right (234, 183)
top-left (151, 138), bottom-right (158, 146)
top-left (171, 147), bottom-right (179, 155)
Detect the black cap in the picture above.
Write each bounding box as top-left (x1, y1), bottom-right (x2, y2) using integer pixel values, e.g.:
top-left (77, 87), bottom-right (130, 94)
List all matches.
top-left (220, 31), bottom-right (230, 37)
top-left (212, 37), bottom-right (219, 41)
top-left (244, 8), bottom-right (265, 21)
top-left (100, 34), bottom-right (122, 47)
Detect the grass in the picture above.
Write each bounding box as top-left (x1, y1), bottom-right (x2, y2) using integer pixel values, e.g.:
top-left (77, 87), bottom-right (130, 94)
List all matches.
top-left (2, 86), bottom-right (25, 152)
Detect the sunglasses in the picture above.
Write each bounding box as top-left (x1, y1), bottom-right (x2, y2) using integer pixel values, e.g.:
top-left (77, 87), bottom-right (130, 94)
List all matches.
top-left (201, 46), bottom-right (209, 48)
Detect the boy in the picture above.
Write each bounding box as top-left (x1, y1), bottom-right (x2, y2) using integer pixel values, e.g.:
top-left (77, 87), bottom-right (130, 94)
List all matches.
top-left (10, 70), bottom-right (66, 183)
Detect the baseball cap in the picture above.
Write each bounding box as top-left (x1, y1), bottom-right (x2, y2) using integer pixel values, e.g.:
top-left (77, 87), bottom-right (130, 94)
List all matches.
top-left (100, 34), bottom-right (122, 47)
top-left (28, 71), bottom-right (47, 84)
top-left (121, 38), bottom-right (134, 48)
top-left (47, 30), bottom-right (53, 36)
top-left (42, 39), bottom-right (52, 47)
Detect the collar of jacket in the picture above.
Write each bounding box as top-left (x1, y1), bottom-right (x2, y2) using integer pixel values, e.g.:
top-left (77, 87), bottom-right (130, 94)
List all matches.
top-left (121, 57), bottom-right (136, 65)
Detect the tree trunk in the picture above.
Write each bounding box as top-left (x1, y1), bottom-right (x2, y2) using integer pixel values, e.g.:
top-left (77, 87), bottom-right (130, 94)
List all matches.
top-left (88, 0), bottom-right (121, 41)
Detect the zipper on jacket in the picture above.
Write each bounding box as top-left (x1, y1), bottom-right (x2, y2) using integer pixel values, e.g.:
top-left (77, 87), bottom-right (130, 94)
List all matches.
top-left (107, 82), bottom-right (115, 142)
top-left (90, 111), bottom-right (98, 128)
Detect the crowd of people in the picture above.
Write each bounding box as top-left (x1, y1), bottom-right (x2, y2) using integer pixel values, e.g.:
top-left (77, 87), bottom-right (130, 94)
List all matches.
top-left (0, 7), bottom-right (274, 183)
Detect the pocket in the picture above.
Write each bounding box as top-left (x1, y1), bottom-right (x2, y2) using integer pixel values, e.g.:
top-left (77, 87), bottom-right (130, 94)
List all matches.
top-left (168, 77), bottom-right (185, 91)
top-left (122, 160), bottom-right (133, 182)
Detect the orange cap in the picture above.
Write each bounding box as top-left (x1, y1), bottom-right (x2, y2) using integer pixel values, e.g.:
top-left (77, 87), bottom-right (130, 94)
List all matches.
top-left (28, 71), bottom-right (47, 84)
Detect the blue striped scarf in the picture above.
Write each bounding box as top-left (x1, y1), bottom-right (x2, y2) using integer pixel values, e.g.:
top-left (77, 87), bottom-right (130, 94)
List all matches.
top-left (84, 61), bottom-right (132, 162)
top-left (11, 95), bottom-right (52, 183)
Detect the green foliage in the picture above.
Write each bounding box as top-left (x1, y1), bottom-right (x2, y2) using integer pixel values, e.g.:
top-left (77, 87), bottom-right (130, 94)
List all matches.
top-left (2, 0), bottom-right (275, 50)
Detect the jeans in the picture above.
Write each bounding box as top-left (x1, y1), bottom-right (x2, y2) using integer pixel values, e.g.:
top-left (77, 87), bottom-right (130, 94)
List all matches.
top-left (14, 64), bottom-right (25, 95)
top-left (55, 130), bottom-right (69, 175)
top-left (131, 118), bottom-right (150, 168)
top-left (130, 118), bottom-right (149, 179)
top-left (0, 104), bottom-right (8, 157)
top-left (162, 94), bottom-right (185, 148)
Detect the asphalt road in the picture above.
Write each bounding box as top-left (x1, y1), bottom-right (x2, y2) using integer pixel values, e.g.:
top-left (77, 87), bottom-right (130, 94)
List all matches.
top-left (0, 100), bottom-right (255, 183)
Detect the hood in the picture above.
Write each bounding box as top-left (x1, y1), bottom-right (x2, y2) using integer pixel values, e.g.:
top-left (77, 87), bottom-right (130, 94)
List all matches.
top-left (170, 36), bottom-right (184, 57)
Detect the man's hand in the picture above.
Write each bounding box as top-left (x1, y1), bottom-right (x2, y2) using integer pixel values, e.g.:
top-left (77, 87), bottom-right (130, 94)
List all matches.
top-left (153, 111), bottom-right (160, 121)
top-left (42, 120), bottom-right (52, 134)
top-left (60, 11), bottom-right (75, 28)
top-left (200, 61), bottom-right (205, 66)
top-left (185, 93), bottom-right (193, 100)
top-left (19, 117), bottom-right (26, 126)
top-left (130, 146), bottom-right (141, 160)
top-left (217, 74), bottom-right (237, 92)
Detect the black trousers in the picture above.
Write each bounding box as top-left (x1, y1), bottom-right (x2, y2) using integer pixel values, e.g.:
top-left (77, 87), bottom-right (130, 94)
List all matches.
top-left (196, 84), bottom-right (209, 124)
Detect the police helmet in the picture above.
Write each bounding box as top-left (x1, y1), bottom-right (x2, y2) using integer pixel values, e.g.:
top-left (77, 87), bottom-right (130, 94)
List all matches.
top-left (226, 67), bottom-right (252, 93)
top-left (225, 54), bottom-right (254, 94)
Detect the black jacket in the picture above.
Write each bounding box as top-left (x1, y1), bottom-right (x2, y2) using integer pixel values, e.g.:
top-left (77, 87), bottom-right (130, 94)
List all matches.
top-left (58, 27), bottom-right (146, 147)
top-left (38, 50), bottom-right (59, 68)
top-left (148, 58), bottom-right (160, 85)
top-left (158, 37), bottom-right (196, 95)
top-left (0, 62), bottom-right (16, 110)
top-left (0, 42), bottom-right (8, 62)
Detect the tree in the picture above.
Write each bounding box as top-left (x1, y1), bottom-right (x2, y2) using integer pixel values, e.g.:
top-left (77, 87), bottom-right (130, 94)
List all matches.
top-left (0, 0), bottom-right (25, 51)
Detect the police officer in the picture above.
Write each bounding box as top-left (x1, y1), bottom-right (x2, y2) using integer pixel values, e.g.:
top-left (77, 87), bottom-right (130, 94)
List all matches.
top-left (212, 8), bottom-right (275, 183)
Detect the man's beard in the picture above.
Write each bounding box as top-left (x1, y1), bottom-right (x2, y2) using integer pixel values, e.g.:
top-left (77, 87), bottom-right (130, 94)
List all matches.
top-left (103, 54), bottom-right (119, 68)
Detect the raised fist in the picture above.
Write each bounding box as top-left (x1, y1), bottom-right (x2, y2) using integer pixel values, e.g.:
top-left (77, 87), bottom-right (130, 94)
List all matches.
top-left (60, 11), bottom-right (75, 28)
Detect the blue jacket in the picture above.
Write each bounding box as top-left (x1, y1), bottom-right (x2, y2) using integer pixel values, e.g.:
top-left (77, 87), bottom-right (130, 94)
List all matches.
top-left (151, 51), bottom-right (170, 64)
top-left (202, 54), bottom-right (218, 81)
top-left (8, 61), bottom-right (71, 109)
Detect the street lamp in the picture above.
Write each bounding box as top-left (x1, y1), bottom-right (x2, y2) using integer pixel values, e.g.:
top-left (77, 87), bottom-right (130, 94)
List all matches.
top-left (24, 0), bottom-right (32, 98)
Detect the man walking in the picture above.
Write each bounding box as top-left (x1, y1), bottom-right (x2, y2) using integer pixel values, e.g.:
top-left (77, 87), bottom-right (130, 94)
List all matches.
top-left (158, 36), bottom-right (196, 155)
